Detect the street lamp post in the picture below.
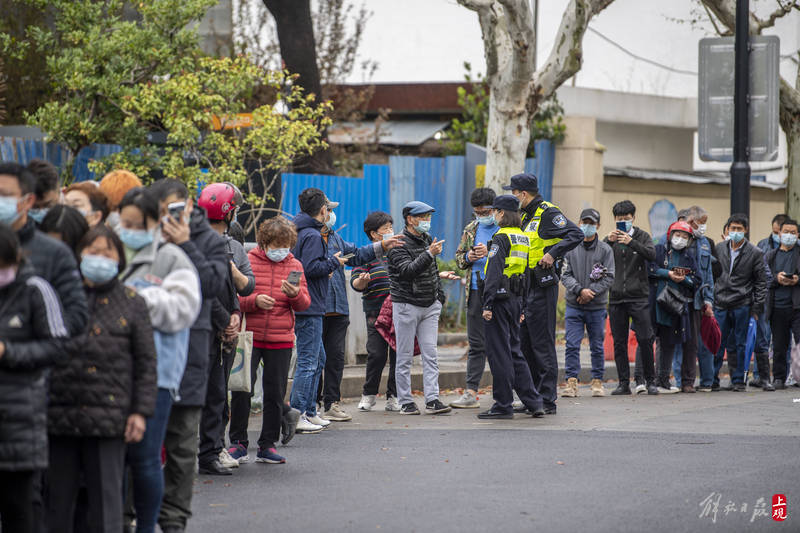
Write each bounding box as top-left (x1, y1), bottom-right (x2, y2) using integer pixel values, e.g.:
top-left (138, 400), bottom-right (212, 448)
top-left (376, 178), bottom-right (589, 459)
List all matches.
top-left (730, 0), bottom-right (751, 225)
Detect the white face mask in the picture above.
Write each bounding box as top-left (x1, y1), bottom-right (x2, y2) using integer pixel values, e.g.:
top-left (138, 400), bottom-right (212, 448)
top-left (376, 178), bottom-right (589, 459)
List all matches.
top-left (671, 235), bottom-right (689, 250)
top-left (693, 224), bottom-right (706, 237)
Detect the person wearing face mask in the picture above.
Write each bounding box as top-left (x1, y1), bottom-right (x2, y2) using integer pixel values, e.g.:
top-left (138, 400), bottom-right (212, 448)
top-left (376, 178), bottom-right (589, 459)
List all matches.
top-left (679, 205), bottom-right (718, 392)
top-left (116, 187), bottom-right (201, 533)
top-left (195, 183), bottom-right (255, 474)
top-left (603, 200), bottom-right (658, 395)
top-left (99, 169), bottom-right (143, 232)
top-left (758, 214), bottom-right (788, 254)
top-left (0, 223), bottom-right (69, 533)
top-left (353, 211), bottom-right (400, 412)
top-left (46, 225), bottom-right (157, 533)
top-left (450, 188), bottom-right (498, 409)
top-left (504, 173), bottom-right (583, 415)
top-left (63, 182), bottom-right (111, 227)
top-left (229, 217), bottom-right (311, 465)
top-left (712, 213), bottom-right (769, 392)
top-left (650, 221), bottom-right (701, 393)
top-left (26, 159), bottom-right (61, 226)
top-left (319, 202), bottom-right (402, 422)
top-left (476, 195), bottom-right (544, 419)
top-left (560, 208), bottom-right (615, 398)
top-left (388, 200), bottom-right (459, 415)
top-left (763, 218), bottom-right (800, 390)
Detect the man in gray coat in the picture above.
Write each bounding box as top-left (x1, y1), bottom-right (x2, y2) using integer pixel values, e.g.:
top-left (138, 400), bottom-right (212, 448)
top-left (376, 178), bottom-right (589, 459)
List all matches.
top-left (560, 208), bottom-right (615, 397)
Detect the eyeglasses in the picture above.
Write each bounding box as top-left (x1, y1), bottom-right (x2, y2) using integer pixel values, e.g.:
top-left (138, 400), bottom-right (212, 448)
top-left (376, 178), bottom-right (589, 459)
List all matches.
top-left (473, 208), bottom-right (492, 217)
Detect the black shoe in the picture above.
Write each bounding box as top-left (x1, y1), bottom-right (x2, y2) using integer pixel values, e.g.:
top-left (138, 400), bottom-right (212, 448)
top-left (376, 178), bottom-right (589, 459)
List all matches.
top-left (732, 382), bottom-right (746, 392)
top-left (773, 379), bottom-right (786, 390)
top-left (647, 383), bottom-right (659, 395)
top-left (281, 408), bottom-right (301, 445)
top-left (748, 377), bottom-right (763, 388)
top-left (477, 408), bottom-right (513, 419)
top-left (711, 382), bottom-right (720, 392)
top-left (198, 459), bottom-right (232, 476)
top-left (161, 527), bottom-right (184, 533)
top-left (425, 399), bottom-right (452, 414)
top-left (543, 406), bottom-right (557, 415)
top-left (400, 402), bottom-right (420, 415)
top-left (762, 380), bottom-right (775, 391)
top-left (529, 407), bottom-right (545, 418)
top-left (611, 382), bottom-right (631, 395)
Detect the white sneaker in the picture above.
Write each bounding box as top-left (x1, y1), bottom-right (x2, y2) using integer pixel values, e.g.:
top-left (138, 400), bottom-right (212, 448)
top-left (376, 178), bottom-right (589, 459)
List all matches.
top-left (658, 385), bottom-right (680, 394)
top-left (358, 394), bottom-right (377, 411)
top-left (219, 448), bottom-right (239, 469)
top-left (307, 414), bottom-right (331, 428)
top-left (296, 414), bottom-right (323, 434)
top-left (634, 383), bottom-right (647, 395)
top-left (511, 391), bottom-right (524, 411)
top-left (323, 402), bottom-right (352, 422)
top-left (384, 396), bottom-right (400, 412)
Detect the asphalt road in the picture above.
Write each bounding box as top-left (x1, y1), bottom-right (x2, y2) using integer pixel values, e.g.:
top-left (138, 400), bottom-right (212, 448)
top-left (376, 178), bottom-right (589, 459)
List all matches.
top-left (189, 386), bottom-right (800, 533)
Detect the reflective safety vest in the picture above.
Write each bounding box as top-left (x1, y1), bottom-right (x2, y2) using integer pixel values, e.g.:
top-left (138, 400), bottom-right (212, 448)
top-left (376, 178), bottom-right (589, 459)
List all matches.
top-left (485, 227), bottom-right (530, 277)
top-left (522, 200), bottom-right (562, 267)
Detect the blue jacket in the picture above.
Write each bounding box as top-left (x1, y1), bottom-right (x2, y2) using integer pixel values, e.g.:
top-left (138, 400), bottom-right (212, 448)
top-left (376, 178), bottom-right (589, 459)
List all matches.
top-left (324, 230), bottom-right (379, 315)
top-left (650, 244), bottom-right (700, 343)
top-left (292, 213), bottom-right (343, 316)
top-left (693, 236), bottom-right (715, 311)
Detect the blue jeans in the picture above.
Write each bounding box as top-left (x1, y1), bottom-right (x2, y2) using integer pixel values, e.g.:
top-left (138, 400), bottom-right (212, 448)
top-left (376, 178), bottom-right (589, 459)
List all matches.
top-left (126, 388), bottom-right (173, 533)
top-left (672, 319), bottom-right (714, 387)
top-left (672, 344), bottom-right (684, 387)
top-left (291, 315), bottom-right (326, 417)
top-left (714, 306), bottom-right (751, 385)
top-left (564, 306), bottom-right (606, 380)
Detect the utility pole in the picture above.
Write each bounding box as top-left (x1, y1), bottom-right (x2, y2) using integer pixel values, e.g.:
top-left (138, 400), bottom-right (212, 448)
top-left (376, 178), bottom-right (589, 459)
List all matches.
top-left (730, 0), bottom-right (750, 225)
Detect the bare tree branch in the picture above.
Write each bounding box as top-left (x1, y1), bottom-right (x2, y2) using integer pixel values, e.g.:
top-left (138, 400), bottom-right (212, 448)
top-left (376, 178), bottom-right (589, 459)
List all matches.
top-left (532, 0), bottom-right (614, 100)
top-left (457, 0), bottom-right (495, 11)
top-left (758, 0), bottom-right (800, 31)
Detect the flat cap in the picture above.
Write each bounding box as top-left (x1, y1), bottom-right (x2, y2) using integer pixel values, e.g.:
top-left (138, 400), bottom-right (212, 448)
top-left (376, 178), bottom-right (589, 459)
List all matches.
top-left (402, 200), bottom-right (435, 217)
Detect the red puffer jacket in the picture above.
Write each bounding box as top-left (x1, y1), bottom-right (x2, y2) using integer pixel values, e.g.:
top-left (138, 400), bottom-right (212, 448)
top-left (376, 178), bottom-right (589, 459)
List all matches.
top-left (239, 248), bottom-right (311, 344)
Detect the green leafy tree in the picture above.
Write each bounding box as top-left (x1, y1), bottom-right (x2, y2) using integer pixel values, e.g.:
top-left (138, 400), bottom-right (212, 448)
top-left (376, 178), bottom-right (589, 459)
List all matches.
top-left (1, 0), bottom-right (331, 232)
top-left (444, 63), bottom-right (566, 158)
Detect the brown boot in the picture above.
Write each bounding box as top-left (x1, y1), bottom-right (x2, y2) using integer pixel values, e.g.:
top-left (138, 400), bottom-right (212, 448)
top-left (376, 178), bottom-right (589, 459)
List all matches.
top-left (591, 379), bottom-right (605, 397)
top-left (562, 377), bottom-right (578, 397)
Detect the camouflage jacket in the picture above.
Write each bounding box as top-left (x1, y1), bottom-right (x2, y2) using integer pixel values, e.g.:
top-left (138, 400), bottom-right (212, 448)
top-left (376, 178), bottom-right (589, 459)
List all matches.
top-left (455, 220), bottom-right (480, 305)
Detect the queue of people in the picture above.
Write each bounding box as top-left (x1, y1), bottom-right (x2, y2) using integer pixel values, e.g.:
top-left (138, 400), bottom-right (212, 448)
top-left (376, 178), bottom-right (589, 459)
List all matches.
top-left (0, 159), bottom-right (797, 532)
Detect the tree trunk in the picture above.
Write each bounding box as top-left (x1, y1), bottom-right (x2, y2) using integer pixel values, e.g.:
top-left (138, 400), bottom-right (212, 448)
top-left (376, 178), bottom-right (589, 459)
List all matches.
top-left (785, 127), bottom-right (800, 218)
top-left (485, 86), bottom-right (531, 192)
top-left (262, 0), bottom-right (334, 174)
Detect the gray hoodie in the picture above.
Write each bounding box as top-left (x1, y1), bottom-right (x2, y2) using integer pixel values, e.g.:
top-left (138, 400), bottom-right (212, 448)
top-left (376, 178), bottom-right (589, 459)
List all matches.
top-left (561, 236), bottom-right (615, 310)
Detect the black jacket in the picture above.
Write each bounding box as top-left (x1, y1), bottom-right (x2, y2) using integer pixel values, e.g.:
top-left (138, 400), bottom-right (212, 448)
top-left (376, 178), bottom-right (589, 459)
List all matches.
top-left (0, 265), bottom-right (69, 471)
top-left (17, 218), bottom-right (88, 337)
top-left (49, 280), bottom-right (157, 438)
top-left (388, 228), bottom-right (445, 308)
top-left (519, 195), bottom-right (583, 263)
top-left (764, 246), bottom-right (800, 319)
top-left (604, 226), bottom-right (656, 303)
top-left (713, 239), bottom-right (769, 312)
top-left (176, 205), bottom-right (230, 406)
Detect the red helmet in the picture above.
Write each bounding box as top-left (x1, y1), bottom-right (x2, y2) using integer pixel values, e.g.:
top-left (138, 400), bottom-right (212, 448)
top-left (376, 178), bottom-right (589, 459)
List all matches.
top-left (668, 220), bottom-right (693, 238)
top-left (198, 183), bottom-right (238, 221)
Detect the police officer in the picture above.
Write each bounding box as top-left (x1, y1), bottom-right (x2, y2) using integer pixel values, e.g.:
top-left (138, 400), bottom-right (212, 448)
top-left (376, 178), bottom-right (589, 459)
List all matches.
top-left (504, 173), bottom-right (583, 414)
top-left (478, 195), bottom-right (545, 419)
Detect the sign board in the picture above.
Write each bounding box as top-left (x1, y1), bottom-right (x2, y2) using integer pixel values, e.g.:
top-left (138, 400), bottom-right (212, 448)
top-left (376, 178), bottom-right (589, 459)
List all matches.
top-left (698, 36), bottom-right (780, 162)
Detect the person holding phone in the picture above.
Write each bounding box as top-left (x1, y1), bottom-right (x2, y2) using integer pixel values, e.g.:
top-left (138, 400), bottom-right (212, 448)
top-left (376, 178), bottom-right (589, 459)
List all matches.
top-left (764, 218), bottom-right (800, 390)
top-left (649, 221), bottom-right (701, 393)
top-left (231, 216), bottom-right (311, 464)
top-left (603, 200), bottom-right (658, 395)
top-left (450, 188), bottom-right (498, 409)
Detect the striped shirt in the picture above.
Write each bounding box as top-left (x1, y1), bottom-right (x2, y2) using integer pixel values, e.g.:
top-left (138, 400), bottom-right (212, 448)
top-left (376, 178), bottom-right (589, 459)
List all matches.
top-left (351, 255), bottom-right (391, 314)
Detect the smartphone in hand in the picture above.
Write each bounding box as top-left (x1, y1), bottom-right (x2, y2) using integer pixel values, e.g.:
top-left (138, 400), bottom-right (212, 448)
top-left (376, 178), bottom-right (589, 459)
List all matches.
top-left (672, 266), bottom-right (692, 276)
top-left (168, 201), bottom-right (186, 222)
top-left (287, 271), bottom-right (302, 286)
top-left (615, 221), bottom-right (627, 232)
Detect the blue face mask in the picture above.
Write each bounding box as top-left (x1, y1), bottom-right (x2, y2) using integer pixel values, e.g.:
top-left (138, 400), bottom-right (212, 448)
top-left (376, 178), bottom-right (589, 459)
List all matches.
top-left (477, 215), bottom-right (495, 226)
top-left (325, 211), bottom-right (337, 230)
top-left (780, 233), bottom-right (797, 247)
top-left (267, 247), bottom-right (290, 263)
top-left (729, 231), bottom-right (745, 244)
top-left (772, 233), bottom-right (781, 245)
top-left (29, 208), bottom-right (49, 224)
top-left (80, 254), bottom-right (119, 283)
top-left (623, 220), bottom-right (633, 232)
top-left (580, 224), bottom-right (597, 238)
top-left (118, 228), bottom-right (154, 251)
top-left (416, 220), bottom-right (431, 234)
top-left (0, 196), bottom-right (21, 225)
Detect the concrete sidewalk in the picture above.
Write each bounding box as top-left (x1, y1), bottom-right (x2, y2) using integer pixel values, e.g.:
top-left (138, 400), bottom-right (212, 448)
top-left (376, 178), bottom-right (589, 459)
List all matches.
top-left (329, 344), bottom-right (736, 399)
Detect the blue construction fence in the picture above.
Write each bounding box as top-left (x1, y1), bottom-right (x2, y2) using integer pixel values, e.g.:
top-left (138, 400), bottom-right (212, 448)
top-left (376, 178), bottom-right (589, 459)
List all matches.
top-left (0, 137), bottom-right (123, 182)
top-left (280, 140), bottom-right (555, 261)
